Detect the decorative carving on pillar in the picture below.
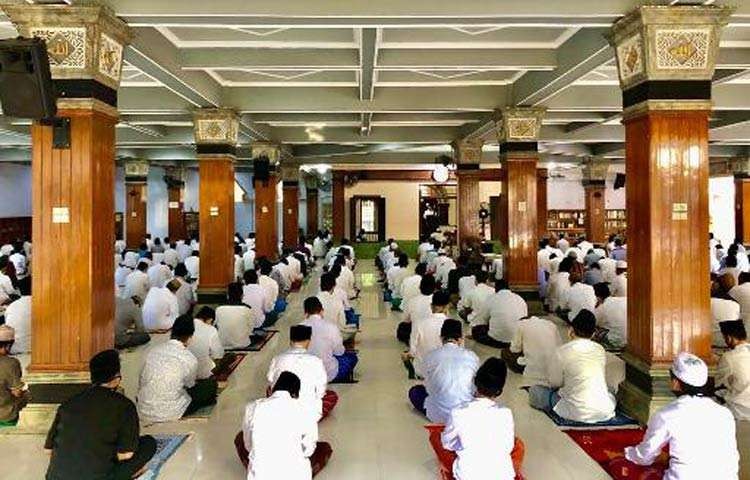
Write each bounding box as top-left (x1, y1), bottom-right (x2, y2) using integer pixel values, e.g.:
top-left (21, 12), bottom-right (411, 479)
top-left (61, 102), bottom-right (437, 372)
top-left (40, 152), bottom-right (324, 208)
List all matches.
top-left (193, 109), bottom-right (239, 157)
top-left (281, 162), bottom-right (301, 248)
top-left (452, 139), bottom-right (484, 244)
top-left (608, 4), bottom-right (733, 424)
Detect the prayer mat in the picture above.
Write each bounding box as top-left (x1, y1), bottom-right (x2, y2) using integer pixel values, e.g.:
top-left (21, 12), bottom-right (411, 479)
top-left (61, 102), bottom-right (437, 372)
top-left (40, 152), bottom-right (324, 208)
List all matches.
top-left (329, 376), bottom-right (359, 385)
top-left (544, 409), bottom-right (640, 430)
top-left (390, 297), bottom-right (402, 311)
top-left (138, 434), bottom-right (190, 480)
top-left (274, 298), bottom-right (287, 313)
top-left (0, 419), bottom-right (17, 428)
top-left (214, 353), bottom-right (247, 386)
top-left (565, 429), bottom-right (667, 480)
top-left (226, 330), bottom-right (278, 353)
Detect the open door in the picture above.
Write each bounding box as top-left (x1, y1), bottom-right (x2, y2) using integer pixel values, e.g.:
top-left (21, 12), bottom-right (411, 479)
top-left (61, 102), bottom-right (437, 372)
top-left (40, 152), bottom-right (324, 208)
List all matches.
top-left (350, 195), bottom-right (386, 242)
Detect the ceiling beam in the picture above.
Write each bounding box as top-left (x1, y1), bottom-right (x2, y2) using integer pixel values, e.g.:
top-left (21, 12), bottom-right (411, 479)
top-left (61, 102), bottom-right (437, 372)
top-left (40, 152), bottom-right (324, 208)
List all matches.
top-left (181, 49), bottom-right (359, 70)
top-left (360, 28), bottom-right (379, 101)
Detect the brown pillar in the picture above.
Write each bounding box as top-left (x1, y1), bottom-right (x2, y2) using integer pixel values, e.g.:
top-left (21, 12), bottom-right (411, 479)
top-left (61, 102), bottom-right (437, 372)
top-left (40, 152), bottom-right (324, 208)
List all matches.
top-left (124, 160), bottom-right (148, 249)
top-left (537, 169), bottom-right (548, 238)
top-left (735, 176), bottom-right (750, 245)
top-left (498, 108), bottom-right (545, 293)
top-left (307, 188), bottom-right (319, 235)
top-left (332, 171), bottom-right (345, 241)
top-left (166, 168), bottom-right (186, 241)
top-left (608, 5), bottom-right (731, 422)
top-left (252, 143), bottom-right (282, 259)
top-left (193, 109), bottom-right (238, 302)
top-left (281, 164), bottom-right (300, 248)
top-left (3, 3), bottom-right (132, 420)
top-left (452, 139), bottom-right (483, 245)
top-left (584, 183), bottom-right (606, 244)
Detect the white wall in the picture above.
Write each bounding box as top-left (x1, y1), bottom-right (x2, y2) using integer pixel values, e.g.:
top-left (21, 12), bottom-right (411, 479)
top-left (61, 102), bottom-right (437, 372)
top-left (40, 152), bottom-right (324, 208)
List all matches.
top-left (546, 166), bottom-right (626, 210)
top-left (0, 164), bottom-right (32, 217)
top-left (235, 171), bottom-right (255, 237)
top-left (710, 175), bottom-right (735, 247)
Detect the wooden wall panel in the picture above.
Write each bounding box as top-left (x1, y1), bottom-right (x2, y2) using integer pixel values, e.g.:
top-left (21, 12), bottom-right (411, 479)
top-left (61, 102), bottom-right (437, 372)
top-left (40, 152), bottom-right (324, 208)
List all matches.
top-left (198, 158), bottom-right (235, 292)
top-left (537, 170), bottom-right (548, 238)
top-left (283, 183), bottom-right (299, 247)
top-left (332, 172), bottom-right (345, 241)
top-left (125, 182), bottom-right (147, 249)
top-left (254, 175), bottom-right (278, 259)
top-left (0, 217), bottom-right (31, 245)
top-left (167, 185), bottom-right (186, 241)
top-left (503, 158), bottom-right (538, 289)
top-left (30, 109), bottom-right (115, 372)
top-left (456, 170), bottom-right (481, 243)
top-left (625, 111), bottom-right (711, 364)
top-left (735, 179), bottom-right (750, 245)
top-left (307, 188), bottom-right (319, 236)
top-left (585, 184), bottom-right (606, 244)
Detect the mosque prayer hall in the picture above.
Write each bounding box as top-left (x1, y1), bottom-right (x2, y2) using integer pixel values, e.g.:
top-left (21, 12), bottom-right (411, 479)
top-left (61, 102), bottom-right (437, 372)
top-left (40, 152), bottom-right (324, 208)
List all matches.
top-left (2, 1), bottom-right (750, 480)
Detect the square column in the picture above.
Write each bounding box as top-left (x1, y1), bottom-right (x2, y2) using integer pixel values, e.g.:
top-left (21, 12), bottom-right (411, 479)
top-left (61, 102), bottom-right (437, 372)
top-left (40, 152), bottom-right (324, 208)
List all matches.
top-left (124, 160), bottom-right (148, 249)
top-left (452, 139), bottom-right (483, 245)
top-left (498, 108), bottom-right (545, 292)
top-left (165, 167), bottom-right (187, 241)
top-left (306, 175), bottom-right (319, 236)
top-left (332, 170), bottom-right (346, 241)
top-left (537, 169), bottom-right (548, 239)
top-left (193, 109), bottom-right (238, 302)
top-left (582, 157), bottom-right (609, 244)
top-left (608, 4), bottom-right (732, 422)
top-left (281, 163), bottom-right (300, 248)
top-left (252, 143), bottom-right (281, 259)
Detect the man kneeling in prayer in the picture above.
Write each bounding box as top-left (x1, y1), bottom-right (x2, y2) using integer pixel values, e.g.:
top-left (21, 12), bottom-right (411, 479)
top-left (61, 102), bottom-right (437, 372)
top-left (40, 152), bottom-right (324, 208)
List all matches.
top-left (268, 325), bottom-right (338, 421)
top-left (235, 371), bottom-right (333, 479)
top-left (440, 357), bottom-right (525, 480)
top-left (45, 350), bottom-right (156, 480)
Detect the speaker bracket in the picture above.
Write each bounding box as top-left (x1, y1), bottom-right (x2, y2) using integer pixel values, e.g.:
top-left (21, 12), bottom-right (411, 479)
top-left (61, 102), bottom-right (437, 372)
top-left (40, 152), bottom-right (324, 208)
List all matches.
top-left (41, 117), bottom-right (70, 149)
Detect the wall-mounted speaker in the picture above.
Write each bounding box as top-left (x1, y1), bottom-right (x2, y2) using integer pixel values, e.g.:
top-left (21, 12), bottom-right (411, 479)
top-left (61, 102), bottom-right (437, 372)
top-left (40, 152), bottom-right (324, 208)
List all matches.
top-left (0, 37), bottom-right (56, 120)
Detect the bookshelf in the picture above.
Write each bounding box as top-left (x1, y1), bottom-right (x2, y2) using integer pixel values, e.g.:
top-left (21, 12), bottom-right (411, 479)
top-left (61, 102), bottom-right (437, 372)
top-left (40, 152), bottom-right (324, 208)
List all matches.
top-left (605, 209), bottom-right (626, 234)
top-left (547, 210), bottom-right (586, 236)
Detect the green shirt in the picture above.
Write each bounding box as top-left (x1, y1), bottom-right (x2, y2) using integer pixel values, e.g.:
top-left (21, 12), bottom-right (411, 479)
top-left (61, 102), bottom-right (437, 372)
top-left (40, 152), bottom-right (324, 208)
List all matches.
top-left (0, 355), bottom-right (23, 422)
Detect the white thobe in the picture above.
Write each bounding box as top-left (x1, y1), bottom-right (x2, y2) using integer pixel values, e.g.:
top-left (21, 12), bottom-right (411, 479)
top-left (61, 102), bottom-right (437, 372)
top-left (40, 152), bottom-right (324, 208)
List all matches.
top-left (163, 248), bottom-right (179, 268)
top-left (5, 296), bottom-right (31, 354)
top-left (216, 305), bottom-right (254, 349)
top-left (594, 297), bottom-right (628, 348)
top-left (399, 274), bottom-right (422, 310)
top-left (142, 287), bottom-right (179, 331)
top-left (242, 284), bottom-right (268, 328)
top-left (422, 343), bottom-right (480, 424)
top-left (124, 270), bottom-right (150, 302)
top-left (409, 312), bottom-right (448, 377)
top-left (510, 316), bottom-right (562, 387)
top-left (147, 263), bottom-right (172, 289)
top-left (301, 314), bottom-right (345, 382)
top-left (188, 320), bottom-right (225, 379)
top-left (712, 298), bottom-right (741, 346)
top-left (174, 277), bottom-right (195, 316)
top-left (243, 250), bottom-right (256, 272)
top-left (403, 294), bottom-right (433, 325)
top-left (472, 290), bottom-right (528, 343)
top-left (442, 398), bottom-right (516, 480)
top-left (717, 343), bottom-right (750, 421)
top-left (267, 347), bottom-right (328, 421)
top-left (242, 391), bottom-right (318, 480)
top-left (624, 396), bottom-right (738, 480)
top-left (611, 273), bottom-right (627, 297)
top-left (564, 282), bottom-right (597, 319)
top-left (317, 291), bottom-right (354, 337)
top-left (462, 283), bottom-right (494, 323)
top-left (184, 256), bottom-right (200, 279)
top-left (258, 275), bottom-right (279, 308)
top-left (729, 283), bottom-right (750, 327)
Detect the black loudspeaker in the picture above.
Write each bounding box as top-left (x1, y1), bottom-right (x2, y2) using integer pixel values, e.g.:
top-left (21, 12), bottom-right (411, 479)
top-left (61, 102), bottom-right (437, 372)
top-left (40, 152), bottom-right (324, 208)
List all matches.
top-left (253, 156), bottom-right (271, 183)
top-left (614, 173), bottom-right (626, 190)
top-left (0, 37), bottom-right (56, 120)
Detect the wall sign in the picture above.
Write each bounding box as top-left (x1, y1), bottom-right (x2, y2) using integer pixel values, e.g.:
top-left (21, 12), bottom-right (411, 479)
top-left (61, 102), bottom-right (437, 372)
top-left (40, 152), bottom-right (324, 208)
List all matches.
top-left (210, 206), bottom-right (219, 216)
top-left (52, 207), bottom-right (70, 224)
top-left (517, 201), bottom-right (527, 212)
top-left (168, 201), bottom-right (180, 209)
top-left (672, 203), bottom-right (688, 220)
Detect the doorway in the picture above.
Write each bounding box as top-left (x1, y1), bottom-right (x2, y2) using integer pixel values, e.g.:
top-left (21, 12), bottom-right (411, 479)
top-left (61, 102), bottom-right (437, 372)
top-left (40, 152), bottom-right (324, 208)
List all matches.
top-left (350, 195), bottom-right (386, 242)
top-left (419, 183), bottom-right (456, 239)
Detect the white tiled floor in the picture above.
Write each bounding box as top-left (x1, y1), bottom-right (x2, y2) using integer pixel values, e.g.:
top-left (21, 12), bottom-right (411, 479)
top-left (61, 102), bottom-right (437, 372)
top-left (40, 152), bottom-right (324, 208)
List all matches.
top-left (1, 263), bottom-right (748, 479)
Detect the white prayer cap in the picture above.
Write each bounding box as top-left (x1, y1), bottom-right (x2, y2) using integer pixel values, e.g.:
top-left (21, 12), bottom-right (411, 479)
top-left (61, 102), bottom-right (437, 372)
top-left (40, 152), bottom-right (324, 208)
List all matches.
top-left (123, 256), bottom-right (137, 269)
top-left (0, 325), bottom-right (15, 342)
top-left (616, 261), bottom-right (628, 269)
top-left (671, 352), bottom-right (708, 387)
top-left (390, 242), bottom-right (399, 250)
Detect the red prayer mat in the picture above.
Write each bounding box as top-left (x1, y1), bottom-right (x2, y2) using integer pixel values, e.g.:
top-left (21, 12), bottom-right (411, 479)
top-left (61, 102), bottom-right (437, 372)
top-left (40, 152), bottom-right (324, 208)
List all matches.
top-left (214, 353), bottom-right (247, 384)
top-left (565, 429), bottom-right (668, 480)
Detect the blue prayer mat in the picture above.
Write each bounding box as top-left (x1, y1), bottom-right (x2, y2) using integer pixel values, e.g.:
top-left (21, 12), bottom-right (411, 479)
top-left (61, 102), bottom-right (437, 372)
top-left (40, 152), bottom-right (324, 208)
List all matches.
top-left (274, 298), bottom-right (288, 313)
top-left (138, 434), bottom-right (189, 480)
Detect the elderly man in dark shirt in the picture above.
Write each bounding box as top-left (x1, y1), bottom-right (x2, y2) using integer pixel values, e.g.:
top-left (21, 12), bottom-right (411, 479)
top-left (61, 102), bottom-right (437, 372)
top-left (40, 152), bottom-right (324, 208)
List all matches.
top-left (45, 350), bottom-right (156, 480)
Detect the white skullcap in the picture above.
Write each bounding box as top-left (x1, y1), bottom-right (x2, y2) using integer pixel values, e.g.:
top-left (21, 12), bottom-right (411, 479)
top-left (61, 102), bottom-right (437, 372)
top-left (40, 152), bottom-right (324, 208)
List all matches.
top-left (671, 352), bottom-right (708, 388)
top-left (390, 242), bottom-right (398, 250)
top-left (616, 260), bottom-right (628, 269)
top-left (0, 325), bottom-right (15, 342)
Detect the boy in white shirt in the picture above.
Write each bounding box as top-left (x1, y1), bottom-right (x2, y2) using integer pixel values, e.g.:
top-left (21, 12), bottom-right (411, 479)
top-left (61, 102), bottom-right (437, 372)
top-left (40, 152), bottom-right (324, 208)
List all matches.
top-left (404, 291), bottom-right (451, 379)
top-left (188, 307), bottom-right (225, 380)
top-left (717, 320), bottom-right (750, 421)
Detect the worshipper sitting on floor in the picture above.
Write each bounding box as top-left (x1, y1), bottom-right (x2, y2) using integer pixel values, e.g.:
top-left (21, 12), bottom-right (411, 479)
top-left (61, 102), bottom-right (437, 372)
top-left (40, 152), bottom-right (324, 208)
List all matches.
top-left (716, 320), bottom-right (750, 421)
top-left (234, 371), bottom-right (333, 479)
top-left (400, 262), bottom-right (427, 312)
top-left (397, 274), bottom-right (436, 346)
top-left (45, 349), bottom-right (156, 480)
top-left (507, 315), bottom-right (562, 381)
top-left (408, 319), bottom-right (479, 423)
top-left (729, 271), bottom-right (750, 327)
top-left (623, 352), bottom-right (739, 479)
top-left (301, 297), bottom-right (358, 383)
top-left (163, 241), bottom-right (179, 268)
top-left (593, 283), bottom-right (627, 350)
top-left (114, 294), bottom-right (150, 350)
top-left (546, 256), bottom-right (574, 313)
top-left (711, 273), bottom-right (741, 347)
top-left (147, 258), bottom-right (172, 289)
top-left (386, 253), bottom-right (410, 309)
top-left (583, 248), bottom-right (602, 268)
top-left (3, 283), bottom-right (30, 353)
top-left (563, 263), bottom-right (597, 321)
top-left (441, 357), bottom-right (524, 480)
top-left (610, 261), bottom-right (628, 297)
top-left (184, 250), bottom-right (200, 281)
top-left (142, 279), bottom-right (181, 332)
top-left (124, 261), bottom-right (150, 302)
top-left (317, 272), bottom-right (357, 345)
top-left (188, 306), bottom-right (225, 380)
top-left (257, 259), bottom-right (282, 320)
top-left (243, 270), bottom-right (272, 330)
top-left (0, 325), bottom-right (28, 426)
top-left (329, 264), bottom-right (358, 328)
top-left (217, 283), bottom-right (258, 349)
top-left (458, 269), bottom-right (494, 323)
top-left (404, 291), bottom-right (452, 380)
top-left (471, 279), bottom-right (528, 349)
top-left (446, 255), bottom-right (472, 303)
top-left (173, 263), bottom-right (196, 316)
top-left (151, 237), bottom-right (165, 254)
top-left (583, 262), bottom-right (603, 286)
top-left (528, 310), bottom-right (616, 423)
top-left (610, 237), bottom-right (626, 261)
top-left (234, 244), bottom-right (245, 282)
top-left (114, 256), bottom-right (135, 293)
top-left (333, 255), bottom-right (357, 300)
top-left (268, 325), bottom-right (337, 422)
top-left (8, 242), bottom-right (27, 280)
top-left (138, 315), bottom-right (218, 423)
top-left (243, 243), bottom-right (256, 273)
top-left (435, 253), bottom-right (456, 291)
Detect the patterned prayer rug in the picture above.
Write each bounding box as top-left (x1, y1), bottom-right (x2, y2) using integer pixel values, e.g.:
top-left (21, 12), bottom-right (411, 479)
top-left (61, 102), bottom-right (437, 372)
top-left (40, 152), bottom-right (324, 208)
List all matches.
top-left (138, 434), bottom-right (190, 480)
top-left (226, 330), bottom-right (278, 353)
top-left (214, 353), bottom-right (247, 387)
top-left (543, 409), bottom-right (640, 430)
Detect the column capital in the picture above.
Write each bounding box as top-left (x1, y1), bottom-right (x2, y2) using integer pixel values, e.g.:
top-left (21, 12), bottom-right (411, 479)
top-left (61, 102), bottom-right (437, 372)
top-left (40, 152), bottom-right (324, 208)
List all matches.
top-left (3, 2), bottom-right (132, 115)
top-left (607, 5), bottom-right (733, 118)
top-left (581, 157), bottom-right (609, 187)
top-left (451, 138), bottom-right (483, 165)
top-left (280, 161), bottom-right (301, 185)
top-left (729, 157), bottom-right (750, 179)
top-left (251, 141), bottom-right (282, 165)
top-left (124, 158), bottom-right (149, 183)
top-left (193, 108), bottom-right (239, 157)
top-left (496, 107), bottom-right (546, 160)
